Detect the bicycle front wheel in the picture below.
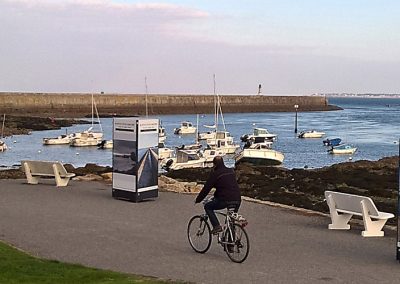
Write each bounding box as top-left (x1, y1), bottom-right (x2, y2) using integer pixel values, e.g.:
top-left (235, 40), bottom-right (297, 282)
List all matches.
top-left (224, 223), bottom-right (250, 263)
top-left (187, 215), bottom-right (212, 253)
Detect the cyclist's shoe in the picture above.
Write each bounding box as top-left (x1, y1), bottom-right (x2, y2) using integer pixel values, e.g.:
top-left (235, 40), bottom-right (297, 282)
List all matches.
top-left (211, 225), bottom-right (222, 235)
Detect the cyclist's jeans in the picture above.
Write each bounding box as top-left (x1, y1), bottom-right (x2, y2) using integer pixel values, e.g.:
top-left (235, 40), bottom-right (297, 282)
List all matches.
top-left (204, 198), bottom-right (241, 228)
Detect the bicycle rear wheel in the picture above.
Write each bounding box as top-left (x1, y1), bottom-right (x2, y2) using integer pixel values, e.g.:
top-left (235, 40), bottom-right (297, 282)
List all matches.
top-left (224, 223), bottom-right (250, 263)
top-left (187, 215), bottom-right (212, 253)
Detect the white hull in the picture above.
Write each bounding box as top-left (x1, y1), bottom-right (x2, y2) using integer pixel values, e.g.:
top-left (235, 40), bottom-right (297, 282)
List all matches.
top-left (0, 141), bottom-right (7, 152)
top-left (98, 140), bottom-right (113, 149)
top-left (70, 137), bottom-right (101, 147)
top-left (210, 144), bottom-right (239, 155)
top-left (43, 136), bottom-right (72, 145)
top-left (161, 158), bottom-right (207, 170)
top-left (298, 130), bottom-right (325, 138)
top-left (198, 131), bottom-right (216, 140)
top-left (201, 149), bottom-right (225, 163)
top-left (329, 146), bottom-right (357, 155)
top-left (174, 127), bottom-right (197, 134)
top-left (236, 148), bottom-right (284, 166)
top-left (159, 148), bottom-right (174, 160)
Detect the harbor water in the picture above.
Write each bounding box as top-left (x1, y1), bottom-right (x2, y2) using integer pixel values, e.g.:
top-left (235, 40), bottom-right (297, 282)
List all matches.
top-left (1, 97), bottom-right (399, 169)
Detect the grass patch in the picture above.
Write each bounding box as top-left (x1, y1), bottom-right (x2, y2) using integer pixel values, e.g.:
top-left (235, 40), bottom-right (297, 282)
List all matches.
top-left (0, 241), bottom-right (175, 284)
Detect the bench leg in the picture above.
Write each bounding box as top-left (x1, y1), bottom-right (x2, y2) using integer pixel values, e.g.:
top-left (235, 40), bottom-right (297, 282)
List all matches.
top-left (23, 162), bottom-right (40, 185)
top-left (53, 164), bottom-right (70, 187)
top-left (326, 194), bottom-right (352, 230)
top-left (360, 200), bottom-right (386, 237)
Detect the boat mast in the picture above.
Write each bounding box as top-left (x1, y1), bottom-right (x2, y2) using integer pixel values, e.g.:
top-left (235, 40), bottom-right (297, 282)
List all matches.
top-left (93, 94), bottom-right (103, 133)
top-left (145, 76), bottom-right (149, 117)
top-left (91, 93), bottom-right (94, 129)
top-left (1, 114), bottom-right (5, 139)
top-left (213, 74), bottom-right (218, 132)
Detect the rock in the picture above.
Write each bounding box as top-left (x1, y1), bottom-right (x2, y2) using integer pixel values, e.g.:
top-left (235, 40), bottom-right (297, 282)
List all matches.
top-left (0, 169), bottom-right (25, 179)
top-left (64, 164), bottom-right (112, 176)
top-left (72, 174), bottom-right (103, 181)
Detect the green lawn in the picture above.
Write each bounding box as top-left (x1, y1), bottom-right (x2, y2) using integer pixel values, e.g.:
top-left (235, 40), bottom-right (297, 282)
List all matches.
top-left (0, 241), bottom-right (177, 284)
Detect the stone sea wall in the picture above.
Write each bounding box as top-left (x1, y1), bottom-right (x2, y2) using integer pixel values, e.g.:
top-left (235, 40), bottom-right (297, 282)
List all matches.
top-left (0, 92), bottom-right (340, 117)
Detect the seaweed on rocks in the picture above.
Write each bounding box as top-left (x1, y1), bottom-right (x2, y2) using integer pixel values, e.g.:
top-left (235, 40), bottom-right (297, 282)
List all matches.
top-left (165, 156), bottom-right (399, 223)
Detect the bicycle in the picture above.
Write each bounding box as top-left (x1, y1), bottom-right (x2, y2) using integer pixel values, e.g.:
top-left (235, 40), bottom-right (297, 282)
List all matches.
top-left (187, 198), bottom-right (250, 263)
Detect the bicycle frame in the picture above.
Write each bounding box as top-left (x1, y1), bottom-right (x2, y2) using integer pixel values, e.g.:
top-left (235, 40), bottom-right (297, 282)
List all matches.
top-left (215, 209), bottom-right (236, 246)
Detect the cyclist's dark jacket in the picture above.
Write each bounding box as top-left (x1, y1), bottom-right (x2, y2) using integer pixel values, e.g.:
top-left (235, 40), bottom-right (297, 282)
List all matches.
top-left (195, 162), bottom-right (241, 203)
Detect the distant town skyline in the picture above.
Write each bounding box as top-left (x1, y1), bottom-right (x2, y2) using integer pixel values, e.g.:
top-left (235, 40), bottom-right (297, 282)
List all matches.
top-left (1, 0), bottom-right (399, 94)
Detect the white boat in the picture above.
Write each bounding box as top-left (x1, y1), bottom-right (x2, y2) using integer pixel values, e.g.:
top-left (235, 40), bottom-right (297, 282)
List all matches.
top-left (198, 124), bottom-right (216, 140)
top-left (158, 142), bottom-right (174, 160)
top-left (207, 131), bottom-right (240, 154)
top-left (70, 132), bottom-right (101, 147)
top-left (235, 141), bottom-right (284, 166)
top-left (240, 127), bottom-right (277, 142)
top-left (198, 130), bottom-right (216, 140)
top-left (43, 134), bottom-right (74, 145)
top-left (201, 148), bottom-right (225, 163)
top-left (328, 144), bottom-right (357, 155)
top-left (70, 94), bottom-right (103, 146)
top-left (159, 126), bottom-right (166, 143)
top-left (0, 140), bottom-right (7, 152)
top-left (97, 140), bottom-right (113, 149)
top-left (161, 149), bottom-right (206, 171)
top-left (174, 121), bottom-right (196, 135)
top-left (298, 130), bottom-right (325, 138)
top-left (0, 114), bottom-right (7, 152)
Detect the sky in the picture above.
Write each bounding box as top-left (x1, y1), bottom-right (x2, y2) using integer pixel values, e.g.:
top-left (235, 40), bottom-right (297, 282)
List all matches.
top-left (1, 0), bottom-right (399, 94)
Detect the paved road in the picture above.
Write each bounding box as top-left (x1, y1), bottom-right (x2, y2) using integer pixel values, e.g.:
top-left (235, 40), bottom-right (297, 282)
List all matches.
top-left (1, 179), bottom-right (400, 283)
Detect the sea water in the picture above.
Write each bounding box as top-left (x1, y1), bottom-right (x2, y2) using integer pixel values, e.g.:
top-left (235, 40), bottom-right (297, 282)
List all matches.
top-left (0, 97), bottom-right (399, 169)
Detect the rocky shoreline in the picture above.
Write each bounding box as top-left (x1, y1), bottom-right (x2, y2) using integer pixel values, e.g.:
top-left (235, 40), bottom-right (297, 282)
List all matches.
top-left (1, 115), bottom-right (92, 137)
top-left (165, 156), bottom-right (399, 224)
top-left (1, 157), bottom-right (398, 224)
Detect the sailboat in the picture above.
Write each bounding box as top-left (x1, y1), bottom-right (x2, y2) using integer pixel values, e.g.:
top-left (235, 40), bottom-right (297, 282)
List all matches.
top-left (70, 94), bottom-right (103, 147)
top-left (43, 129), bottom-right (75, 145)
top-left (0, 114), bottom-right (7, 152)
top-left (206, 92), bottom-right (240, 155)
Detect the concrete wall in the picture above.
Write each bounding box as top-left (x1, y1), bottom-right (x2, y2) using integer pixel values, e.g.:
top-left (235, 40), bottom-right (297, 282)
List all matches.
top-left (0, 92), bottom-right (336, 117)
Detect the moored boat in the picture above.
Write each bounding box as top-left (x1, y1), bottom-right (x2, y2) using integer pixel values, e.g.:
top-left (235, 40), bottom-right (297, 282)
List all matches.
top-left (161, 149), bottom-right (207, 171)
top-left (174, 121), bottom-right (196, 135)
top-left (43, 134), bottom-right (74, 145)
top-left (97, 140), bottom-right (113, 149)
top-left (323, 138), bottom-right (341, 146)
top-left (235, 141), bottom-right (284, 166)
top-left (298, 130), bottom-right (325, 138)
top-left (328, 144), bottom-right (357, 155)
top-left (240, 127), bottom-right (277, 142)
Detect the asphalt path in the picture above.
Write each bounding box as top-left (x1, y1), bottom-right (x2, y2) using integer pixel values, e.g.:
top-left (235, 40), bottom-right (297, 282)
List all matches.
top-left (1, 179), bottom-right (400, 283)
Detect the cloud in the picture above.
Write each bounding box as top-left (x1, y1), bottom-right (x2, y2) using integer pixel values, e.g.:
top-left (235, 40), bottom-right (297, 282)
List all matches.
top-left (0, 1), bottom-right (399, 94)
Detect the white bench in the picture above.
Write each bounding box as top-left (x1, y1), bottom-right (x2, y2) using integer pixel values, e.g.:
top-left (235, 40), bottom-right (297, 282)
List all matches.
top-left (21, 160), bottom-right (75, 187)
top-left (325, 191), bottom-right (394, 237)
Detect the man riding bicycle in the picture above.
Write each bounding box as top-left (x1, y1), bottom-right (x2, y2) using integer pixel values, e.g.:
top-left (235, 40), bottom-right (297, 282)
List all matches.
top-left (195, 156), bottom-right (241, 234)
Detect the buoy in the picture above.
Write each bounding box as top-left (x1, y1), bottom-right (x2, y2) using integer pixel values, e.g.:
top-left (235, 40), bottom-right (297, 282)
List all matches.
top-left (38, 150), bottom-right (41, 153)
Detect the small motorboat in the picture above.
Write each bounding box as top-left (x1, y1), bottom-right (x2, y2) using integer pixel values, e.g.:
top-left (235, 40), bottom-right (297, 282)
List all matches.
top-left (328, 144), bottom-right (357, 155)
top-left (174, 121), bottom-right (196, 135)
top-left (97, 140), bottom-right (113, 149)
top-left (235, 141), bottom-right (284, 166)
top-left (298, 130), bottom-right (325, 138)
top-left (240, 127), bottom-right (277, 142)
top-left (323, 138), bottom-right (342, 147)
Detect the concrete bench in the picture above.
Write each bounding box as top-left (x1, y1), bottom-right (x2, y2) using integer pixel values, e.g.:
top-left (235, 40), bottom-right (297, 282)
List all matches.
top-left (21, 160), bottom-right (75, 187)
top-left (325, 191), bottom-right (394, 237)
